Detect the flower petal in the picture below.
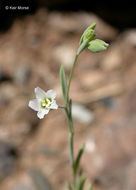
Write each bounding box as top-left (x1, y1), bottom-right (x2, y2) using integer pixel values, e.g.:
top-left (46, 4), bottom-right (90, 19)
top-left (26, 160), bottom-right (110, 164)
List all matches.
top-left (28, 99), bottom-right (39, 111)
top-left (46, 89), bottom-right (56, 99)
top-left (50, 100), bottom-right (58, 109)
top-left (37, 109), bottom-right (49, 119)
top-left (35, 87), bottom-right (46, 99)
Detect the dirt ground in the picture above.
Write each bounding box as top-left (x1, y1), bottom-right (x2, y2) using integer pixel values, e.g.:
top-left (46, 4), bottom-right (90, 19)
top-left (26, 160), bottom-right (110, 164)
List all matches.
top-left (0, 9), bottom-right (136, 190)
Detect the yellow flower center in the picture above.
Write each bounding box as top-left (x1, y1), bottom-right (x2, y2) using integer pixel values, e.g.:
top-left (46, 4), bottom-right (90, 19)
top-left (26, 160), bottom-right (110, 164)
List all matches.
top-left (41, 98), bottom-right (52, 109)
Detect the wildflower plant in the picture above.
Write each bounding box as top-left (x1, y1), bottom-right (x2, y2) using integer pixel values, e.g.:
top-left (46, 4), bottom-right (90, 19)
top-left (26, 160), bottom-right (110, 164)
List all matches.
top-left (29, 23), bottom-right (109, 190)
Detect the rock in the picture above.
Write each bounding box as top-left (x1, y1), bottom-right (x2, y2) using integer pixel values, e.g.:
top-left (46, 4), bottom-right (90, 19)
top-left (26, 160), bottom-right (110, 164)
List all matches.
top-left (77, 70), bottom-right (105, 90)
top-left (12, 184), bottom-right (32, 190)
top-left (13, 65), bottom-right (31, 84)
top-left (85, 138), bottom-right (96, 153)
top-left (72, 103), bottom-right (94, 124)
top-left (18, 122), bottom-right (32, 135)
top-left (52, 45), bottom-right (75, 70)
top-left (101, 30), bottom-right (136, 71)
top-left (83, 86), bottom-right (136, 189)
top-left (29, 168), bottom-right (54, 190)
top-left (0, 84), bottom-right (17, 106)
top-left (99, 97), bottom-right (117, 109)
top-left (0, 69), bottom-right (11, 83)
top-left (101, 47), bottom-right (123, 70)
top-left (48, 12), bottom-right (118, 40)
top-left (0, 141), bottom-right (17, 179)
top-left (71, 82), bottom-right (123, 104)
top-left (122, 29), bottom-right (136, 47)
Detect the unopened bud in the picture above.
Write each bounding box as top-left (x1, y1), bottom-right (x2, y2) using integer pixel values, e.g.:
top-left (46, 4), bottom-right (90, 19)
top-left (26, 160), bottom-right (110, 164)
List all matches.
top-left (88, 39), bottom-right (109, 53)
top-left (79, 23), bottom-right (96, 45)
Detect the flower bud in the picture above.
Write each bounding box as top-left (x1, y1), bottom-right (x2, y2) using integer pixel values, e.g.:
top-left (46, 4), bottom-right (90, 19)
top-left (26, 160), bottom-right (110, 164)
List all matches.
top-left (88, 39), bottom-right (109, 52)
top-left (79, 23), bottom-right (96, 45)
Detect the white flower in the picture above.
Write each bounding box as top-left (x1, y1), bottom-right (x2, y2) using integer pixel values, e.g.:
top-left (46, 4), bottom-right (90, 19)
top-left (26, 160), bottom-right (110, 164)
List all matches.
top-left (28, 87), bottom-right (58, 119)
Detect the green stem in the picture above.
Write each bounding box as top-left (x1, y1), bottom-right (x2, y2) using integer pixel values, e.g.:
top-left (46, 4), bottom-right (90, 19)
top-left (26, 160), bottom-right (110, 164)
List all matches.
top-left (69, 132), bottom-right (74, 165)
top-left (65, 107), bottom-right (76, 187)
top-left (65, 41), bottom-right (88, 189)
top-left (69, 131), bottom-right (76, 187)
top-left (66, 54), bottom-right (79, 105)
top-left (65, 50), bottom-right (81, 189)
top-left (66, 39), bottom-right (88, 106)
top-left (65, 55), bottom-right (77, 184)
top-left (65, 108), bottom-right (73, 133)
top-left (58, 105), bottom-right (66, 109)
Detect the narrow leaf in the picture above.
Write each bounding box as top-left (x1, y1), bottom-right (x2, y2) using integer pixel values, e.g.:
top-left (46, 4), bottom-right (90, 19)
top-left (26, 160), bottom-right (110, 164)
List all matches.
top-left (29, 168), bottom-right (53, 190)
top-left (75, 174), bottom-right (86, 190)
top-left (74, 144), bottom-right (85, 174)
top-left (69, 133), bottom-right (74, 165)
top-left (69, 99), bottom-right (72, 118)
top-left (66, 182), bottom-right (73, 190)
top-left (65, 107), bottom-right (73, 133)
top-left (86, 184), bottom-right (92, 190)
top-left (77, 39), bottom-right (88, 55)
top-left (59, 65), bottom-right (67, 102)
top-left (79, 175), bottom-right (86, 190)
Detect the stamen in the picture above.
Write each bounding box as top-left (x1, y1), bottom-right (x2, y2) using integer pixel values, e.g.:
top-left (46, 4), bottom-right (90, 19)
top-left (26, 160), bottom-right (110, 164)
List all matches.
top-left (41, 98), bottom-right (52, 109)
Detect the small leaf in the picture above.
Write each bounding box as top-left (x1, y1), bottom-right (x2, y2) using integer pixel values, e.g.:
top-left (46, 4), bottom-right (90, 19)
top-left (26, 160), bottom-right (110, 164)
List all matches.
top-left (74, 144), bottom-right (85, 174)
top-left (75, 174), bottom-right (86, 190)
top-left (86, 184), bottom-right (93, 190)
top-left (69, 133), bottom-right (74, 165)
top-left (69, 99), bottom-right (72, 118)
top-left (66, 182), bottom-right (73, 190)
top-left (77, 39), bottom-right (88, 55)
top-left (29, 168), bottom-right (53, 190)
top-left (65, 107), bottom-right (73, 133)
top-left (79, 175), bottom-right (86, 190)
top-left (59, 65), bottom-right (67, 102)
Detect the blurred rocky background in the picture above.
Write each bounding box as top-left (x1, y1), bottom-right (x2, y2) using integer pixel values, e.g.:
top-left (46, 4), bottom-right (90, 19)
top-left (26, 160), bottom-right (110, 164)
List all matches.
top-left (0, 1), bottom-right (136, 190)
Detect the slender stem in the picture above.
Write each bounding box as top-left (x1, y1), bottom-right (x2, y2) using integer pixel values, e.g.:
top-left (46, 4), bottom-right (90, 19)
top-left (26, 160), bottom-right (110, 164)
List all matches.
top-left (69, 133), bottom-right (74, 165)
top-left (66, 39), bottom-right (88, 105)
top-left (65, 43), bottom-right (87, 189)
top-left (63, 34), bottom-right (96, 190)
top-left (65, 108), bottom-right (73, 133)
top-left (66, 54), bottom-right (79, 105)
top-left (58, 105), bottom-right (66, 109)
top-left (65, 52), bottom-right (81, 188)
top-left (65, 105), bottom-right (76, 187)
top-left (61, 52), bottom-right (79, 185)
